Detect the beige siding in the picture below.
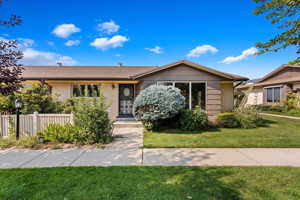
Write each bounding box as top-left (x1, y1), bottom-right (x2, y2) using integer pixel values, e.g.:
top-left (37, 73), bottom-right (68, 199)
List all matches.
top-left (137, 64), bottom-right (222, 91)
top-left (294, 83), bottom-right (300, 90)
top-left (245, 88), bottom-right (264, 105)
top-left (101, 83), bottom-right (119, 120)
top-left (51, 84), bottom-right (72, 101)
top-left (49, 83), bottom-right (118, 120)
top-left (221, 82), bottom-right (234, 112)
top-left (136, 64), bottom-right (232, 121)
top-left (206, 81), bottom-right (222, 121)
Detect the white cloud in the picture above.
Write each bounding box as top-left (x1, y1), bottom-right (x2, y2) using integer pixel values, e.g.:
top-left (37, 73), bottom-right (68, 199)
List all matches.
top-left (90, 35), bottom-right (129, 50)
top-left (186, 45), bottom-right (218, 57)
top-left (97, 21), bottom-right (120, 34)
top-left (0, 37), bottom-right (34, 49)
top-left (47, 41), bottom-right (55, 46)
top-left (52, 24), bottom-right (80, 38)
top-left (220, 47), bottom-right (258, 64)
top-left (0, 37), bottom-right (77, 65)
top-left (17, 38), bottom-right (34, 48)
top-left (145, 46), bottom-right (163, 54)
top-left (22, 48), bottom-right (77, 65)
top-left (65, 40), bottom-right (80, 46)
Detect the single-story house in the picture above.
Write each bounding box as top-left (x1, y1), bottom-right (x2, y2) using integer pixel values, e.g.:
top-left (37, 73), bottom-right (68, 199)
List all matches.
top-left (237, 64), bottom-right (300, 105)
top-left (22, 60), bottom-right (248, 121)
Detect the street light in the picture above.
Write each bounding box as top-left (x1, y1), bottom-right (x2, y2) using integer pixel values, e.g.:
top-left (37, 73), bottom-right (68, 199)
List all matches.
top-left (15, 98), bottom-right (22, 140)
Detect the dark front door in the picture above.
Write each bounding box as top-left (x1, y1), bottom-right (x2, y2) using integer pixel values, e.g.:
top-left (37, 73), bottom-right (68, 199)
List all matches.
top-left (119, 84), bottom-right (134, 117)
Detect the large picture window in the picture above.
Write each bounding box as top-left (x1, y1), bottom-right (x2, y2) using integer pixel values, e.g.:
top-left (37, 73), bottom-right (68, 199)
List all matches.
top-left (73, 84), bottom-right (100, 97)
top-left (191, 83), bottom-right (206, 109)
top-left (157, 81), bottom-right (206, 109)
top-left (266, 87), bottom-right (281, 103)
top-left (175, 83), bottom-right (190, 108)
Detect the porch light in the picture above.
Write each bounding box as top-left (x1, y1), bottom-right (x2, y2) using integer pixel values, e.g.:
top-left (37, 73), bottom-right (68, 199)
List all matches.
top-left (15, 98), bottom-right (22, 140)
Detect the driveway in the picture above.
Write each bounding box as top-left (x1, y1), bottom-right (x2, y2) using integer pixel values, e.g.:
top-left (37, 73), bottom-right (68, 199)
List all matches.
top-left (1, 127), bottom-right (300, 168)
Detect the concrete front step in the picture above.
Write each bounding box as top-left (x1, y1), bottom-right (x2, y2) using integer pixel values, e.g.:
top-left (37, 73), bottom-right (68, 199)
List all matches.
top-left (113, 121), bottom-right (143, 128)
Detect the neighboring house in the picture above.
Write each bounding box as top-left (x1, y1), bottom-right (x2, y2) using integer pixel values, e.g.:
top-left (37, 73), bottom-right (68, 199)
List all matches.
top-left (237, 64), bottom-right (300, 106)
top-left (22, 60), bottom-right (248, 121)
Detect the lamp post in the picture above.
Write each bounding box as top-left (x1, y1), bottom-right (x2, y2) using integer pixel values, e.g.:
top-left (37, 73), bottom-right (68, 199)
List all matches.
top-left (15, 98), bottom-right (22, 140)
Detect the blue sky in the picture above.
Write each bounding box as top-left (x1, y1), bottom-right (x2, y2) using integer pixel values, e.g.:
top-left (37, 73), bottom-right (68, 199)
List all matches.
top-left (1, 0), bottom-right (297, 79)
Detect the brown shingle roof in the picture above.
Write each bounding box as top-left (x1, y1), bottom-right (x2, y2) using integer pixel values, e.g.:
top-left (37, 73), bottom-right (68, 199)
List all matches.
top-left (22, 66), bottom-right (158, 80)
top-left (254, 77), bottom-right (300, 87)
top-left (257, 64), bottom-right (300, 83)
top-left (22, 60), bottom-right (248, 81)
top-left (237, 64), bottom-right (300, 89)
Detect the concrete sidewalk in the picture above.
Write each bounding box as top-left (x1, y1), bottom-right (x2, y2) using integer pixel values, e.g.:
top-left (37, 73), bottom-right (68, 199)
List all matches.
top-left (1, 148), bottom-right (300, 168)
top-left (1, 127), bottom-right (300, 168)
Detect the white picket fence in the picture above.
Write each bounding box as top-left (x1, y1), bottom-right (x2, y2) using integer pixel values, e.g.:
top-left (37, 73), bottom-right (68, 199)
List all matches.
top-left (0, 112), bottom-right (73, 138)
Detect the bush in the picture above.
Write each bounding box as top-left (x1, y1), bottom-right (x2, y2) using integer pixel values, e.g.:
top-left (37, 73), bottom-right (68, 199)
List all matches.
top-left (180, 106), bottom-right (208, 131)
top-left (216, 112), bottom-right (240, 128)
top-left (235, 107), bottom-right (264, 129)
top-left (38, 123), bottom-right (85, 144)
top-left (288, 109), bottom-right (300, 115)
top-left (0, 95), bottom-right (15, 114)
top-left (0, 136), bottom-right (40, 149)
top-left (253, 105), bottom-right (285, 112)
top-left (133, 85), bottom-right (185, 130)
top-left (217, 108), bottom-right (264, 129)
top-left (0, 84), bottom-right (63, 114)
top-left (73, 97), bottom-right (113, 144)
top-left (0, 137), bottom-right (16, 149)
top-left (61, 98), bottom-right (76, 113)
top-left (284, 93), bottom-right (299, 110)
top-left (17, 136), bottom-right (40, 148)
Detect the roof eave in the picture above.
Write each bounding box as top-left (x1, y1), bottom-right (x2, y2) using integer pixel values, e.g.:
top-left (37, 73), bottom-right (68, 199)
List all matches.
top-left (131, 60), bottom-right (249, 81)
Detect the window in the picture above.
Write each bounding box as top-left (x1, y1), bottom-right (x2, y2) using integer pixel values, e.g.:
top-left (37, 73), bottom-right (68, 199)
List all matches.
top-left (73, 84), bottom-right (101, 97)
top-left (266, 87), bottom-right (281, 103)
top-left (274, 87), bottom-right (280, 102)
top-left (175, 83), bottom-right (190, 108)
top-left (192, 83), bottom-right (206, 109)
top-left (157, 81), bottom-right (206, 109)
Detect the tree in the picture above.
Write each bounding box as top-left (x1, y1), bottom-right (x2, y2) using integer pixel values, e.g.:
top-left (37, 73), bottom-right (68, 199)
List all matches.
top-left (0, 84), bottom-right (63, 114)
top-left (0, 0), bottom-right (23, 95)
top-left (253, 0), bottom-right (300, 63)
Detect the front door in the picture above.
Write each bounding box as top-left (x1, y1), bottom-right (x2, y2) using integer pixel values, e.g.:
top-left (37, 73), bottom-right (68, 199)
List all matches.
top-left (119, 84), bottom-right (134, 117)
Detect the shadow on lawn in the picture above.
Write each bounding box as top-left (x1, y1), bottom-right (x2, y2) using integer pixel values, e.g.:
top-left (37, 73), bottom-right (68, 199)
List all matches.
top-left (156, 118), bottom-right (278, 135)
top-left (1, 166), bottom-right (287, 199)
top-left (156, 167), bottom-right (245, 199)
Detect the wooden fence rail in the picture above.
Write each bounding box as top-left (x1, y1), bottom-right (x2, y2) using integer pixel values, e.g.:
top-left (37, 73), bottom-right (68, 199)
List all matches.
top-left (0, 112), bottom-right (73, 138)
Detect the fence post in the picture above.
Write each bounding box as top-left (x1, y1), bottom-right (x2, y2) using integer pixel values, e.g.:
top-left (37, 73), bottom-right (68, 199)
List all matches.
top-left (33, 111), bottom-right (38, 135)
top-left (70, 112), bottom-right (74, 125)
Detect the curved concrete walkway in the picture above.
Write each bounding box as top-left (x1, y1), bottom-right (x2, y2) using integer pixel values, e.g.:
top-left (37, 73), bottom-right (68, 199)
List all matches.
top-left (260, 112), bottom-right (300, 120)
top-left (1, 127), bottom-right (300, 168)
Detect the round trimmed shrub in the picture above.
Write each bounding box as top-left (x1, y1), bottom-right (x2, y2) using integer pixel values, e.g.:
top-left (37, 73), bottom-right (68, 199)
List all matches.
top-left (133, 85), bottom-right (185, 122)
top-left (180, 106), bottom-right (208, 131)
top-left (216, 112), bottom-right (240, 128)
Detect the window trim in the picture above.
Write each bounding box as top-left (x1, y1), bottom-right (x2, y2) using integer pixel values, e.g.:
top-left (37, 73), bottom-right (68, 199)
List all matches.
top-left (157, 81), bottom-right (207, 110)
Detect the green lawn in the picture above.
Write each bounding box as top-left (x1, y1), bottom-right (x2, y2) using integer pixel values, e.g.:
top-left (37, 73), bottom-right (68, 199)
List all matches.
top-left (0, 166), bottom-right (300, 200)
top-left (144, 116), bottom-right (300, 148)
